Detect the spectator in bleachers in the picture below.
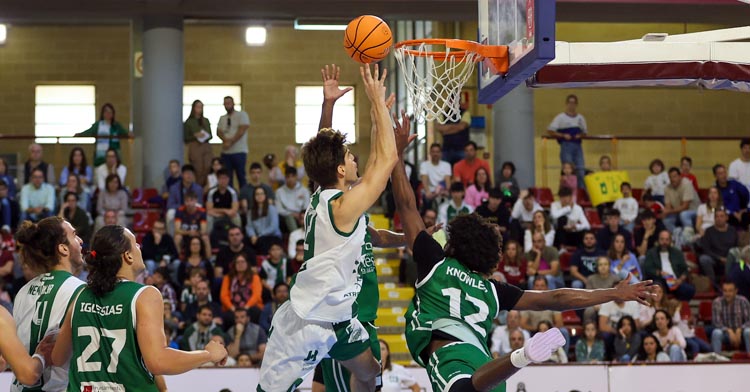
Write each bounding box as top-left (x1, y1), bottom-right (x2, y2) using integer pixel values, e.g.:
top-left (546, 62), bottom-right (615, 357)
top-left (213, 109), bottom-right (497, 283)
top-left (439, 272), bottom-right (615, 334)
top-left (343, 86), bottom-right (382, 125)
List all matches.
top-left (536, 320), bottom-right (568, 363)
top-left (219, 253), bottom-right (263, 314)
top-left (0, 180), bottom-right (18, 233)
top-left (289, 239), bottom-right (305, 274)
top-left (217, 96), bottom-right (250, 188)
top-left (259, 243), bottom-right (292, 292)
top-left (614, 182), bottom-right (639, 233)
top-left (599, 155), bottom-right (612, 172)
top-left (227, 308), bottom-right (267, 366)
top-left (167, 164), bottom-right (203, 234)
top-left (498, 240), bottom-right (527, 289)
top-left (644, 159), bottom-right (669, 205)
top-left (58, 192), bottom-right (92, 245)
top-left (183, 279), bottom-right (222, 325)
top-left (490, 310), bottom-right (529, 358)
top-left (203, 334), bottom-right (236, 367)
top-left (205, 157), bottom-right (223, 193)
top-left (652, 309), bottom-right (687, 361)
top-left (613, 315), bottom-right (640, 362)
top-left (76, 103), bottom-right (129, 167)
top-left (633, 335), bottom-right (669, 362)
top-left (206, 169), bottom-right (241, 231)
top-left (575, 321), bottom-right (605, 363)
top-left (94, 148), bottom-right (127, 191)
top-left (713, 164), bottom-right (750, 229)
top-left (496, 161), bottom-right (520, 204)
top-left (59, 147), bottom-right (92, 190)
top-left (597, 209), bottom-right (633, 252)
top-left (58, 174), bottom-right (91, 213)
top-left (560, 162), bottom-right (578, 200)
top-left (215, 225), bottom-right (256, 282)
top-left (677, 302), bottom-right (712, 359)
top-left (95, 174), bottom-right (128, 229)
top-left (609, 233), bottom-right (641, 282)
top-left (174, 191), bottom-right (210, 256)
top-left (178, 236), bottom-right (214, 287)
top-left (275, 145), bottom-right (306, 186)
top-left (526, 231), bottom-right (564, 289)
top-left (636, 282), bottom-right (678, 331)
top-left (511, 191), bottom-right (543, 232)
top-left (634, 209), bottom-right (664, 261)
top-left (699, 208), bottom-right (738, 288)
top-left (583, 257), bottom-right (619, 323)
top-left (0, 158), bottom-right (17, 200)
top-left (180, 267), bottom-right (208, 313)
top-left (598, 290), bottom-right (640, 345)
top-left (662, 167), bottom-right (699, 233)
top-left (551, 186), bottom-right (590, 248)
top-left (729, 246), bottom-right (750, 299)
top-left (263, 153), bottom-right (283, 190)
top-left (521, 278), bottom-right (570, 352)
top-left (184, 99), bottom-right (214, 186)
top-left (23, 143), bottom-right (55, 185)
top-left (152, 266), bottom-right (178, 306)
top-left (163, 298), bottom-right (183, 335)
top-left (180, 304), bottom-right (226, 351)
top-left (728, 138), bottom-right (750, 189)
top-left (246, 187), bottom-right (281, 255)
top-left (160, 159), bottom-right (182, 201)
top-left (711, 280), bottom-right (750, 354)
top-left (275, 166), bottom-right (309, 233)
top-left (644, 230), bottom-right (695, 301)
top-left (102, 209), bottom-right (118, 226)
top-left (259, 282), bottom-right (289, 334)
top-left (681, 156), bottom-right (699, 193)
top-left (570, 231), bottom-right (606, 289)
top-left (379, 339), bottom-right (421, 392)
top-left (509, 329), bottom-right (526, 352)
top-left (435, 98), bottom-right (471, 165)
top-left (419, 143), bottom-right (451, 211)
top-left (546, 94), bottom-right (586, 187)
top-left (239, 162), bottom-right (276, 216)
top-left (476, 187), bottom-right (511, 239)
top-left (695, 186), bottom-right (723, 238)
top-left (19, 168), bottom-right (55, 223)
top-left (464, 167), bottom-right (491, 208)
top-left (452, 141), bottom-right (490, 188)
top-left (141, 219), bottom-right (179, 274)
top-left (523, 210), bottom-right (555, 252)
top-left (437, 182), bottom-right (473, 226)
top-left (237, 353), bottom-right (252, 367)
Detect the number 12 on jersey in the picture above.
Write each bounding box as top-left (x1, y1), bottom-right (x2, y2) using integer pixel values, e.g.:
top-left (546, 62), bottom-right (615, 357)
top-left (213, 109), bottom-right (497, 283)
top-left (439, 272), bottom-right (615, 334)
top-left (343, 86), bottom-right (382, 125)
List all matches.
top-left (441, 288), bottom-right (490, 337)
top-left (76, 327), bottom-right (127, 373)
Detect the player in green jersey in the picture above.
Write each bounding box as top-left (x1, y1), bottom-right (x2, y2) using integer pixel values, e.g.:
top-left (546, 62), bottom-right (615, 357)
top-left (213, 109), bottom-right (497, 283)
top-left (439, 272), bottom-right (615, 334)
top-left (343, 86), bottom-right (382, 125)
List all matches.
top-left (391, 115), bottom-right (655, 392)
top-left (52, 225), bottom-right (227, 391)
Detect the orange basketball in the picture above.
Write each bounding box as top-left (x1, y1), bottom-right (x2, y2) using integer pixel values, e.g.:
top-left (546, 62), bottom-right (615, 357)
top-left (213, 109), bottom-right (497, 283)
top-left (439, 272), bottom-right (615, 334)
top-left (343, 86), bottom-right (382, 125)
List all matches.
top-left (343, 15), bottom-right (393, 64)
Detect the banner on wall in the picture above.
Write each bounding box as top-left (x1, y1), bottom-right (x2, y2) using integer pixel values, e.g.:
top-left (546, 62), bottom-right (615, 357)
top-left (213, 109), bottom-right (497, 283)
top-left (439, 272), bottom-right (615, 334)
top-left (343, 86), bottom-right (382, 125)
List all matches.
top-left (583, 170), bottom-right (630, 206)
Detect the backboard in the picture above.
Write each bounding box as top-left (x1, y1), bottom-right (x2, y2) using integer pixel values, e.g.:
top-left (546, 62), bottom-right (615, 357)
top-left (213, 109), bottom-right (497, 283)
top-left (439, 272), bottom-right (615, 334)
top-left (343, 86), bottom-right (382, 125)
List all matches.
top-left (478, 0), bottom-right (555, 103)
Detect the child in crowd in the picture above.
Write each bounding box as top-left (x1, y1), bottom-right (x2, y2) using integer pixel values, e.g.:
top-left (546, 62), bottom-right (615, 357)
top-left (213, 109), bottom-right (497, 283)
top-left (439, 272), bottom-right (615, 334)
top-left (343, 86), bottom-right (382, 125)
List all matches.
top-left (560, 162), bottom-right (578, 202)
top-left (613, 182), bottom-right (639, 232)
top-left (644, 159), bottom-right (669, 204)
top-left (181, 268), bottom-right (209, 313)
top-left (153, 267), bottom-right (178, 311)
top-left (599, 155), bottom-right (612, 171)
top-left (613, 315), bottom-right (641, 362)
top-left (205, 157), bottom-right (223, 192)
top-left (575, 321), bottom-right (605, 363)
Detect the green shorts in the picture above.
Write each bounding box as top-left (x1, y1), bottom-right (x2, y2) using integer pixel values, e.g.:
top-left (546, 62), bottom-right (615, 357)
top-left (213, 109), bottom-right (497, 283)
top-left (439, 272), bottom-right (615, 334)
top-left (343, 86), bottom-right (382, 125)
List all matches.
top-left (427, 342), bottom-right (506, 392)
top-left (318, 321), bottom-right (381, 392)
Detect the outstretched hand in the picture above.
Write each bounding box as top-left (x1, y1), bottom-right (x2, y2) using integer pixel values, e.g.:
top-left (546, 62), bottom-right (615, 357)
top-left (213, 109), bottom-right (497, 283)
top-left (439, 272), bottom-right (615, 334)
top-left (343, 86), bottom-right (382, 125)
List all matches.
top-left (615, 278), bottom-right (656, 306)
top-left (392, 110), bottom-right (415, 155)
top-left (360, 64), bottom-right (388, 104)
top-left (321, 64), bottom-right (353, 102)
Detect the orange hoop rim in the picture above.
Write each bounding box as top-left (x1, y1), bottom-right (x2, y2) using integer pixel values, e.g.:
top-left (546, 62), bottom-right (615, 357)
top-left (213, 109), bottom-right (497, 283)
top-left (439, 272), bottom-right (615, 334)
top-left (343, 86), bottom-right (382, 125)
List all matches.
top-left (394, 38), bottom-right (508, 62)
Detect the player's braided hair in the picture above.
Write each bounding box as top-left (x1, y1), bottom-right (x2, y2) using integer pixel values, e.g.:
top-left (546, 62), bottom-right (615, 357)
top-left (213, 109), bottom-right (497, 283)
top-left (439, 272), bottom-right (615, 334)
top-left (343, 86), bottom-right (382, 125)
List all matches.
top-left (445, 214), bottom-right (500, 275)
top-left (86, 225), bottom-right (131, 297)
top-left (14, 217), bottom-right (67, 273)
top-left (301, 128), bottom-right (347, 187)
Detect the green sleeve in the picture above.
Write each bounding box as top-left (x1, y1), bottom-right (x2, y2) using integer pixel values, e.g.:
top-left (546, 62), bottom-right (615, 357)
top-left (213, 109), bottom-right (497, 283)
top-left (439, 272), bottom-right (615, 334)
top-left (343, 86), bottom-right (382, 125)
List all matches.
top-left (673, 249), bottom-right (688, 277)
top-left (643, 249), bottom-right (659, 279)
top-left (112, 122), bottom-right (129, 136)
top-left (183, 119), bottom-right (195, 143)
top-left (76, 123), bottom-right (98, 137)
top-left (178, 327), bottom-right (192, 350)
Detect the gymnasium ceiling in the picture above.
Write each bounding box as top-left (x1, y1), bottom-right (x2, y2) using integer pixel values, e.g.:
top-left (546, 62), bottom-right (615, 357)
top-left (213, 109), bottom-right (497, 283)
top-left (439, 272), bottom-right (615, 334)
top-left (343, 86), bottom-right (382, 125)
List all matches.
top-left (0, 0), bottom-right (748, 24)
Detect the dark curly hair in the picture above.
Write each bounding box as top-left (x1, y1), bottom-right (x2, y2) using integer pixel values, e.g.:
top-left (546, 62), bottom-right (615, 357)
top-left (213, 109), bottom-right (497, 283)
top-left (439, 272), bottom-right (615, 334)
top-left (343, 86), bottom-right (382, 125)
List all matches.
top-left (86, 225), bottom-right (131, 297)
top-left (636, 335), bottom-right (665, 361)
top-left (301, 128), bottom-right (347, 187)
top-left (445, 214), bottom-right (500, 275)
top-left (15, 217), bottom-right (68, 273)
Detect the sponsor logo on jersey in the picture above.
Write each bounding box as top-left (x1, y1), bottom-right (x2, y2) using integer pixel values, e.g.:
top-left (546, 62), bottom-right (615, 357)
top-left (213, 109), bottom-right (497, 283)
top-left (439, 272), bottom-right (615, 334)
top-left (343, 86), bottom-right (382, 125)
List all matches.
top-left (446, 266), bottom-right (486, 291)
top-left (79, 302), bottom-right (124, 316)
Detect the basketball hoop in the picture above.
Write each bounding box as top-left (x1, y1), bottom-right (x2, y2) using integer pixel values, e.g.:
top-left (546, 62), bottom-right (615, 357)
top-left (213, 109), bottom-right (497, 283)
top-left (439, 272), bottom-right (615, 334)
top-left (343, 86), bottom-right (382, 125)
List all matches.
top-left (394, 38), bottom-right (508, 123)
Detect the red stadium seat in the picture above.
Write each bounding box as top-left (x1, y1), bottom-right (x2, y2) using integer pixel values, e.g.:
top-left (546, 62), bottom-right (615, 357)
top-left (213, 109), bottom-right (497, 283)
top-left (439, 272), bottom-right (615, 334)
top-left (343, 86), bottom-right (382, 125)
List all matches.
top-left (131, 187), bottom-right (160, 209)
top-left (631, 188), bottom-right (644, 201)
top-left (133, 211), bottom-right (160, 233)
top-left (680, 301), bottom-right (691, 320)
top-left (584, 208), bottom-right (602, 229)
top-left (697, 188), bottom-right (709, 203)
top-left (731, 352), bottom-right (749, 360)
top-left (694, 326), bottom-right (708, 342)
top-left (562, 310), bottom-right (581, 326)
top-left (530, 187), bottom-right (554, 208)
top-left (698, 301), bottom-right (712, 323)
top-left (576, 188), bottom-right (592, 208)
top-left (559, 252), bottom-right (572, 272)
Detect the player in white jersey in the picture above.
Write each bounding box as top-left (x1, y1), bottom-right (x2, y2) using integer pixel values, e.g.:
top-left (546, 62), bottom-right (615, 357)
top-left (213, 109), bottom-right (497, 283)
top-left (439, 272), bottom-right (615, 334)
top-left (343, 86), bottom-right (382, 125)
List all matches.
top-left (0, 306), bottom-right (54, 386)
top-left (257, 64), bottom-right (399, 392)
top-left (12, 217), bottom-right (86, 392)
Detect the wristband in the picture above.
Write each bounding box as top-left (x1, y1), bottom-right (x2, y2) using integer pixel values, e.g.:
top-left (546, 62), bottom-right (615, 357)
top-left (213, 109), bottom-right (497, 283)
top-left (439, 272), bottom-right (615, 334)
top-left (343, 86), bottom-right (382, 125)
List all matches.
top-left (32, 353), bottom-right (45, 370)
top-left (510, 348), bottom-right (531, 369)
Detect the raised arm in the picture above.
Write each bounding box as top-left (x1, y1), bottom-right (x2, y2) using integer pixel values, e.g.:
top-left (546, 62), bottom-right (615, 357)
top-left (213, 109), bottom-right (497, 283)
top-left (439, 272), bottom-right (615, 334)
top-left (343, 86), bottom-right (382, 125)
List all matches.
top-left (514, 278), bottom-right (654, 311)
top-left (367, 226), bottom-right (405, 248)
top-left (318, 64), bottom-right (353, 130)
top-left (390, 111), bottom-right (423, 250)
top-left (0, 308), bottom-right (45, 386)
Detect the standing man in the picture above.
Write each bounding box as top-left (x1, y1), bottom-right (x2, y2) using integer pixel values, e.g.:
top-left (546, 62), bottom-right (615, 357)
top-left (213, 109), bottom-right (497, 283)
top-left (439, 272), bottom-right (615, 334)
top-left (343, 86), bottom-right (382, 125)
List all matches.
top-left (547, 94), bottom-right (587, 186)
top-left (419, 143), bottom-right (452, 210)
top-left (435, 95), bottom-right (471, 165)
top-left (728, 138), bottom-right (750, 190)
top-left (217, 96), bottom-right (250, 188)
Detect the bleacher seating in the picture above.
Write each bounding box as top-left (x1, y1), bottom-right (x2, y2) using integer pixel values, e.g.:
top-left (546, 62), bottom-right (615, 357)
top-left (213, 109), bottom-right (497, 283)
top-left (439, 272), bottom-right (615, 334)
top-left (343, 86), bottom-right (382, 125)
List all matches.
top-left (132, 210), bottom-right (160, 233)
top-left (698, 301), bottom-right (713, 323)
top-left (584, 208), bottom-right (602, 229)
top-left (530, 187), bottom-right (554, 208)
top-left (576, 188), bottom-right (592, 208)
top-left (131, 187), bottom-right (160, 209)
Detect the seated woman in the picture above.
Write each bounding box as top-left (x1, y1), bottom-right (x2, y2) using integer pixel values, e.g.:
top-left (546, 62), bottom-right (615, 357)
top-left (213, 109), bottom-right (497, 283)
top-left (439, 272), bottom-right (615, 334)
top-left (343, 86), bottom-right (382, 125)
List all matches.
top-left (613, 315), bottom-right (641, 362)
top-left (219, 254), bottom-right (263, 315)
top-left (523, 210), bottom-right (555, 252)
top-left (245, 186), bottom-right (282, 255)
top-left (178, 235), bottom-right (215, 286)
top-left (495, 161), bottom-right (520, 204)
top-left (59, 147), bottom-right (93, 190)
top-left (608, 233), bottom-right (641, 283)
top-left (525, 229), bottom-right (564, 289)
top-left (95, 148), bottom-right (127, 191)
top-left (652, 309), bottom-right (687, 362)
top-left (95, 173), bottom-right (128, 230)
top-left (632, 335), bottom-right (670, 363)
top-left (464, 167), bottom-right (491, 208)
top-left (637, 282), bottom-right (679, 331)
top-left (379, 339), bottom-right (421, 392)
top-left (58, 173), bottom-right (91, 213)
top-left (695, 186), bottom-right (723, 238)
top-left (583, 257), bottom-right (619, 323)
top-left (575, 321), bottom-right (605, 363)
top-left (497, 240), bottom-right (527, 289)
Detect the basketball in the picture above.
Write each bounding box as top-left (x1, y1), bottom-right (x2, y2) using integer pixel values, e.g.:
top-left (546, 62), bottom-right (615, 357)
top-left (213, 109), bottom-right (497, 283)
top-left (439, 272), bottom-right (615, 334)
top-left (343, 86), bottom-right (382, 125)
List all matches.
top-left (343, 15), bottom-right (393, 64)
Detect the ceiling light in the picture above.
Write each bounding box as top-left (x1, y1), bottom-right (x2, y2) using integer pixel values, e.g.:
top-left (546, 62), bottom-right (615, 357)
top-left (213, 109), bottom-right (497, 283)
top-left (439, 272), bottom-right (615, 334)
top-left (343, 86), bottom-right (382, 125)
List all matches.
top-left (0, 25), bottom-right (7, 45)
top-left (245, 26), bottom-right (266, 46)
top-left (294, 19), bottom-right (347, 31)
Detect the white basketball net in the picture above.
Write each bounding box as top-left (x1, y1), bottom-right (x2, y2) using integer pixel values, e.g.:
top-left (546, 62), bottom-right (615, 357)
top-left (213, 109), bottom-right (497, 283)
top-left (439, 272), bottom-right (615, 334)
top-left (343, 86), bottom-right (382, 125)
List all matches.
top-left (395, 42), bottom-right (480, 124)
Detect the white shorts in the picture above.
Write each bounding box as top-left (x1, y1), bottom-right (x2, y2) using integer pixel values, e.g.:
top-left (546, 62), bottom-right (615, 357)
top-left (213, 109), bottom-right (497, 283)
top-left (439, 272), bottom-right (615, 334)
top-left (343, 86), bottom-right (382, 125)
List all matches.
top-left (257, 301), bottom-right (370, 392)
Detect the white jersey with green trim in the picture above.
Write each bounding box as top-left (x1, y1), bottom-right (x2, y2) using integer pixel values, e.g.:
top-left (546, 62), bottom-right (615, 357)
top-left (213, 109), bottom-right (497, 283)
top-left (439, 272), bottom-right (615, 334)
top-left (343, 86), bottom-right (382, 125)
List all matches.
top-left (12, 270), bottom-right (85, 392)
top-left (290, 188), bottom-right (367, 322)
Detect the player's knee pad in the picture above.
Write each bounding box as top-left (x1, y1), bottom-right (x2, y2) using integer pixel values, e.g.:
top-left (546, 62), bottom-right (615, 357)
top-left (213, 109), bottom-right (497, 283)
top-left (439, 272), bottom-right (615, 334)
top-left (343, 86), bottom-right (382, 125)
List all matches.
top-left (449, 377), bottom-right (480, 392)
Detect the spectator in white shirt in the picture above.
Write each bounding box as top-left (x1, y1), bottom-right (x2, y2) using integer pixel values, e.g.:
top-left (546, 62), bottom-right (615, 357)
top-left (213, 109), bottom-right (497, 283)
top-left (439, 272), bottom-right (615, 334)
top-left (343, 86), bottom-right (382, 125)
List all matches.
top-left (662, 167), bottom-right (699, 233)
top-left (275, 166), bottom-right (310, 232)
top-left (644, 159), bottom-right (669, 205)
top-left (551, 186), bottom-right (590, 247)
top-left (217, 96), bottom-right (250, 188)
top-left (695, 186), bottom-right (724, 237)
top-left (511, 191), bottom-right (543, 230)
top-left (598, 297), bottom-right (640, 340)
top-left (491, 310), bottom-right (530, 357)
top-left (20, 168), bottom-right (55, 222)
top-left (728, 138), bottom-right (750, 189)
top-left (652, 309), bottom-right (687, 362)
top-left (95, 148), bottom-right (127, 191)
top-left (379, 339), bottom-right (420, 392)
top-left (419, 143), bottom-right (452, 210)
top-left (437, 182), bottom-right (474, 226)
top-left (523, 210), bottom-right (555, 252)
top-left (614, 182), bottom-right (639, 232)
